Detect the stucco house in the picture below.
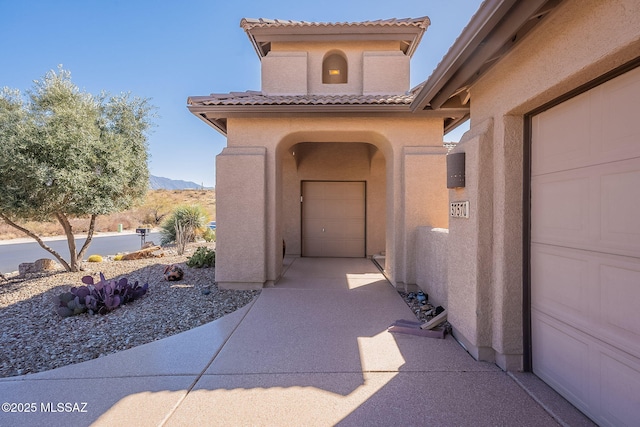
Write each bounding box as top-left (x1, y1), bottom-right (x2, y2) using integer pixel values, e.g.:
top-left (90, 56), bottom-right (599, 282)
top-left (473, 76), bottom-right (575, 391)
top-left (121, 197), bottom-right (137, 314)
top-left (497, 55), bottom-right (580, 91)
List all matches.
top-left (188, 16), bottom-right (455, 291)
top-left (189, 0), bottom-right (639, 424)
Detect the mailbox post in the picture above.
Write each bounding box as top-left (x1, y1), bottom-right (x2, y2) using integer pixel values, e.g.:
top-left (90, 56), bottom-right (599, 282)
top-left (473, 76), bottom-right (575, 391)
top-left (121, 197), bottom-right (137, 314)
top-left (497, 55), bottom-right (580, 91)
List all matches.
top-left (135, 228), bottom-right (151, 249)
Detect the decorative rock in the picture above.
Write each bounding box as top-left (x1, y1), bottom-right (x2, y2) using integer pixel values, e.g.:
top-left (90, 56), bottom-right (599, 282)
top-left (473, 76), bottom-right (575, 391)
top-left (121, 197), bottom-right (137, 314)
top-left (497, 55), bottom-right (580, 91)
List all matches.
top-left (19, 259), bottom-right (60, 276)
top-left (35, 258), bottom-right (59, 271)
top-left (121, 246), bottom-right (162, 260)
top-left (142, 241), bottom-right (156, 249)
top-left (163, 264), bottom-right (184, 281)
top-left (18, 263), bottom-right (34, 276)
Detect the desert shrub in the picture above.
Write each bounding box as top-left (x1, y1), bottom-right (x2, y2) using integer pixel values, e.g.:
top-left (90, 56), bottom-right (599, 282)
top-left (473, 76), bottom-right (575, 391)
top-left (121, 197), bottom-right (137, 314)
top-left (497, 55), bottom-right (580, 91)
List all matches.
top-left (87, 254), bottom-right (103, 263)
top-left (186, 247), bottom-right (216, 268)
top-left (56, 273), bottom-right (149, 317)
top-left (202, 227), bottom-right (216, 242)
top-left (159, 204), bottom-right (208, 246)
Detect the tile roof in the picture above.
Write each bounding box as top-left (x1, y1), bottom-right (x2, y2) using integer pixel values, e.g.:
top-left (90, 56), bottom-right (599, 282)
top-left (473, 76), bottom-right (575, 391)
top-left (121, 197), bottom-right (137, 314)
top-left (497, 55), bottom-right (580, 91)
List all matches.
top-left (240, 17), bottom-right (430, 31)
top-left (188, 91), bottom-right (415, 107)
top-left (241, 16), bottom-right (430, 58)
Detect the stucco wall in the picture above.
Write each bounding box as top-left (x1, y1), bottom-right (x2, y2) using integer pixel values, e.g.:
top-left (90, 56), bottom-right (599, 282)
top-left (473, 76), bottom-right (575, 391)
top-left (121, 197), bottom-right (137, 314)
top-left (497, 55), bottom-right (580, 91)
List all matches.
top-left (450, 0), bottom-right (640, 370)
top-left (416, 227), bottom-right (448, 308)
top-left (263, 41), bottom-right (409, 95)
top-left (219, 115), bottom-right (444, 288)
top-left (362, 51), bottom-right (409, 95)
top-left (401, 147), bottom-right (449, 287)
top-left (262, 52), bottom-right (308, 95)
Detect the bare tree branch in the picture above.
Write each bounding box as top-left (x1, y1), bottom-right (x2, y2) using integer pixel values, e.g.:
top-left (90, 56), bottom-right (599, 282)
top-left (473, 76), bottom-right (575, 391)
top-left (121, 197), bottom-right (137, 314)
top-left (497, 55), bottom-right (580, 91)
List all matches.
top-left (0, 213), bottom-right (72, 271)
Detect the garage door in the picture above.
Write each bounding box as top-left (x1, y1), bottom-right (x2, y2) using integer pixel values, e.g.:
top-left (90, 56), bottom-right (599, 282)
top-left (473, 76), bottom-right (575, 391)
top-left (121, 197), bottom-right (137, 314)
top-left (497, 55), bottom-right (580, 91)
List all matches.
top-left (530, 66), bottom-right (640, 425)
top-left (302, 181), bottom-right (365, 257)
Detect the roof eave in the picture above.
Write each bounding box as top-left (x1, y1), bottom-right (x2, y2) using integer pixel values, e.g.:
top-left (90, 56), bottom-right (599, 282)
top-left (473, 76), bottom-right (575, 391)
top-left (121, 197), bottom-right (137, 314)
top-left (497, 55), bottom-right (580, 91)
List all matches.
top-left (188, 103), bottom-right (415, 115)
top-left (241, 17), bottom-right (431, 59)
top-left (187, 103), bottom-right (470, 137)
top-left (411, 0), bottom-right (563, 112)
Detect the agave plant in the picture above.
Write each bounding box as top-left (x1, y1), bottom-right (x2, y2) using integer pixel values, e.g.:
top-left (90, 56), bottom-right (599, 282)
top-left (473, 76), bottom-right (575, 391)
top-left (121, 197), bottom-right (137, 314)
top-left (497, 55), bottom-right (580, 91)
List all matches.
top-left (56, 273), bottom-right (149, 317)
top-left (159, 204), bottom-right (208, 246)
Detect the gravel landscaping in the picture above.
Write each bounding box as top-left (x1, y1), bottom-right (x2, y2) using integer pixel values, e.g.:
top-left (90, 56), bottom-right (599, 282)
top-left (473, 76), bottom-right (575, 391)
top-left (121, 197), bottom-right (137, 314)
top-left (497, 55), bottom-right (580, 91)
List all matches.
top-left (0, 242), bottom-right (260, 378)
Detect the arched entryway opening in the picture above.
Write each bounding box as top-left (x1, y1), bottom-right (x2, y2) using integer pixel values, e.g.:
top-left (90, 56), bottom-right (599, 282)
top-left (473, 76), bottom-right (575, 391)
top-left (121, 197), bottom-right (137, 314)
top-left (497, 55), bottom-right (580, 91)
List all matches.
top-left (275, 137), bottom-right (389, 264)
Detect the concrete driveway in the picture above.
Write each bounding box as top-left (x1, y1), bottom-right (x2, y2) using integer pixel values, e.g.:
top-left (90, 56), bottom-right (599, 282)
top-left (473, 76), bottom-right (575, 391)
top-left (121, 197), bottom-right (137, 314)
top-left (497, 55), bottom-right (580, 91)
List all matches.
top-left (0, 257), bottom-right (593, 426)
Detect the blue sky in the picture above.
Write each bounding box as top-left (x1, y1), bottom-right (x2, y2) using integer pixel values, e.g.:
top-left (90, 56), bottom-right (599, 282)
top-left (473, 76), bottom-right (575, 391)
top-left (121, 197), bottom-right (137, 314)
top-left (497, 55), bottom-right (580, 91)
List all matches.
top-left (1, 0), bottom-right (482, 187)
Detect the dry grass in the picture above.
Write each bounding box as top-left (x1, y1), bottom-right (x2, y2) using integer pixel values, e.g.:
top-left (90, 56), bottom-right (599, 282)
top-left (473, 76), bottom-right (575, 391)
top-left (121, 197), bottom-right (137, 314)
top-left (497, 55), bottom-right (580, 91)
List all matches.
top-left (0, 189), bottom-right (216, 240)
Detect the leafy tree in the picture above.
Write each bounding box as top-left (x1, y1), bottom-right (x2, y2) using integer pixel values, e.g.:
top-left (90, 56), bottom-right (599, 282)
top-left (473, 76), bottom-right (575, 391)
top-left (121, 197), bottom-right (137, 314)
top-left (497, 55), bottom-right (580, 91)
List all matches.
top-left (0, 67), bottom-right (154, 272)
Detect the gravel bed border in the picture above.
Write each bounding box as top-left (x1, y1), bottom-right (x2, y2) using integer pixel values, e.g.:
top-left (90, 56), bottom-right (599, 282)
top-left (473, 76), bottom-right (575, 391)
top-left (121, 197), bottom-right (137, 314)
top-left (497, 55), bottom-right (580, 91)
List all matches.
top-left (0, 243), bottom-right (260, 378)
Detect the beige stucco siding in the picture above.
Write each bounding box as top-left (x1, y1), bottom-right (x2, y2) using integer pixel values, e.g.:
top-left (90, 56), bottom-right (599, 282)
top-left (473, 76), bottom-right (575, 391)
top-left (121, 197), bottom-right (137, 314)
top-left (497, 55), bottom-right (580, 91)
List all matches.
top-left (472, 0), bottom-right (640, 120)
top-left (216, 147), bottom-right (267, 288)
top-left (218, 115), bottom-right (446, 289)
top-left (264, 41), bottom-right (409, 95)
top-left (262, 52), bottom-right (308, 95)
top-left (450, 0), bottom-right (640, 370)
top-left (447, 118), bottom-right (495, 361)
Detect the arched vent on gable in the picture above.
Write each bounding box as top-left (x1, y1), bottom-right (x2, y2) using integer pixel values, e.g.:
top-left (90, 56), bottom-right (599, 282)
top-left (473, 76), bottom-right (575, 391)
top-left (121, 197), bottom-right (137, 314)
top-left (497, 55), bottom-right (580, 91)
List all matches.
top-left (323, 51), bottom-right (348, 84)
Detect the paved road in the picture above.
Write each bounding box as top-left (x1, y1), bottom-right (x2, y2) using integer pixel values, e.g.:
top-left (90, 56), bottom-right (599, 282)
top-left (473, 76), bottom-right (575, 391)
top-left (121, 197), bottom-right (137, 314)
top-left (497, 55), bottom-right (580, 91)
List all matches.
top-left (0, 231), bottom-right (162, 274)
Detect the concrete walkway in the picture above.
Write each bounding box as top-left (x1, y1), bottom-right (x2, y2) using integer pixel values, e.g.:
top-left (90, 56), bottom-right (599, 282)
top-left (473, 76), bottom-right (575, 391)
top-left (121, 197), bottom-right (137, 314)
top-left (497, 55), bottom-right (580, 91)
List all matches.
top-left (0, 257), bottom-right (593, 426)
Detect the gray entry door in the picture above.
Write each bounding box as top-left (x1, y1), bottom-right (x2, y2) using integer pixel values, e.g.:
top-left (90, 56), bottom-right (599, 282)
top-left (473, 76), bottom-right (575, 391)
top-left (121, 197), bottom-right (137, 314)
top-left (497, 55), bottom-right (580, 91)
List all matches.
top-left (302, 181), bottom-right (365, 257)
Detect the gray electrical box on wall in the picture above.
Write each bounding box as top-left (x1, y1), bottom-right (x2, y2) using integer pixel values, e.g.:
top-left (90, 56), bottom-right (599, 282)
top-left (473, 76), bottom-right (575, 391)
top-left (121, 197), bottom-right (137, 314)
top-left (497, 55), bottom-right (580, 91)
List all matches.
top-left (447, 152), bottom-right (465, 188)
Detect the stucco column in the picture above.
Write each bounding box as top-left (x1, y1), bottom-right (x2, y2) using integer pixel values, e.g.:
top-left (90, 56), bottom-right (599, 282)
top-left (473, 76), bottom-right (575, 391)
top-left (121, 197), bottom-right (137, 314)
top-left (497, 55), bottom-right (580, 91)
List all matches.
top-left (490, 115), bottom-right (524, 371)
top-left (447, 118), bottom-right (495, 362)
top-left (400, 147), bottom-right (448, 287)
top-left (215, 147), bottom-right (267, 290)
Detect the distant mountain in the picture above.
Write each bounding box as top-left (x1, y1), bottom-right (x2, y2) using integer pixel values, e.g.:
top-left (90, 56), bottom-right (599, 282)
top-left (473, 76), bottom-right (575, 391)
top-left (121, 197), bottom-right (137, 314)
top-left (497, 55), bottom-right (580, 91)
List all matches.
top-left (149, 175), bottom-right (210, 190)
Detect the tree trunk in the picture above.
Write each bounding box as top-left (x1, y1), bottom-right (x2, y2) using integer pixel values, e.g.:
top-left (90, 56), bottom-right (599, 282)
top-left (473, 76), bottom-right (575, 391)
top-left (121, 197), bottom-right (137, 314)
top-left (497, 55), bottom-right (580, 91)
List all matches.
top-left (1, 212), bottom-right (99, 273)
top-left (77, 214), bottom-right (97, 261)
top-left (56, 213), bottom-right (80, 272)
top-left (0, 213), bottom-right (72, 271)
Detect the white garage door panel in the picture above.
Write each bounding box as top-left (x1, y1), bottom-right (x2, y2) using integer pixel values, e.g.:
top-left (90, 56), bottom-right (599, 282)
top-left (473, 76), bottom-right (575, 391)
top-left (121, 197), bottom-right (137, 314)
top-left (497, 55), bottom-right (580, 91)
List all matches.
top-left (531, 244), bottom-right (590, 326)
top-left (531, 94), bottom-right (592, 175)
top-left (531, 174), bottom-right (590, 244)
top-left (600, 161), bottom-right (640, 251)
top-left (533, 310), bottom-right (640, 427)
top-left (532, 157), bottom-right (640, 258)
top-left (531, 66), bottom-right (640, 425)
top-left (531, 312), bottom-right (591, 409)
top-left (599, 351), bottom-right (640, 427)
top-left (600, 259), bottom-right (640, 352)
top-left (534, 244), bottom-right (640, 358)
top-left (533, 66), bottom-right (640, 177)
top-left (601, 67), bottom-right (640, 159)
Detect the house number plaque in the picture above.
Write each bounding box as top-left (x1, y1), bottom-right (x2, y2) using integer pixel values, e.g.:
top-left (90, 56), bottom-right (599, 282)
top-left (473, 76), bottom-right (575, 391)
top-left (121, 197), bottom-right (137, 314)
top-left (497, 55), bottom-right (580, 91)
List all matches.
top-left (450, 201), bottom-right (469, 218)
